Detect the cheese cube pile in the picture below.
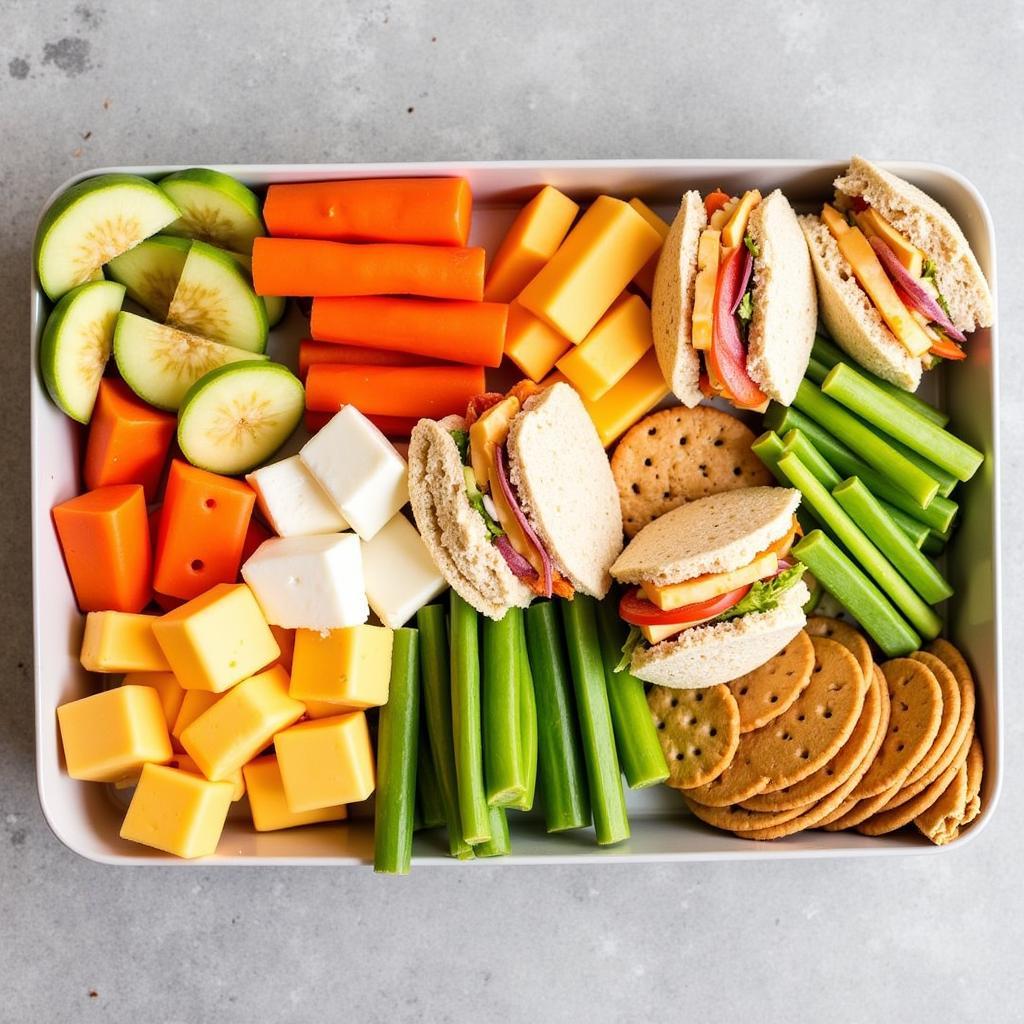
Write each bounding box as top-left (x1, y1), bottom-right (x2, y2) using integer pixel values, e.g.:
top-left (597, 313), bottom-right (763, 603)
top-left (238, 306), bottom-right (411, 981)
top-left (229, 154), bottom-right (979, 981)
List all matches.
top-left (246, 455), bottom-right (348, 537)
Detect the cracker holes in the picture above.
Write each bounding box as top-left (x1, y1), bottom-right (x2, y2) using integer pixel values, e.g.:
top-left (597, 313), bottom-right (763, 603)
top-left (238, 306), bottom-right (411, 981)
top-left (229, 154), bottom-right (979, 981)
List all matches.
top-left (699, 464), bottom-right (708, 477)
top-left (899, 701), bottom-right (909, 712)
top-left (799, 749), bottom-right (810, 759)
top-left (648, 427), bottom-right (657, 436)
top-left (733, 467), bottom-right (742, 476)
top-left (695, 692), bottom-right (704, 702)
top-left (663, 491), bottom-right (671, 499)
top-left (797, 714), bottom-right (806, 722)
top-left (897, 742), bottom-right (905, 752)
top-left (813, 663), bottom-right (823, 673)
top-left (825, 768), bottom-right (834, 776)
top-left (780, 731), bottom-right (792, 741)
top-left (689, 716), bottom-right (698, 726)
top-left (679, 436), bottom-right (687, 446)
top-left (892, 725), bottom-right (900, 733)
top-left (644, 457), bottom-right (652, 467)
top-left (713, 439), bottom-right (724, 447)
top-left (657, 721), bottom-right (665, 731)
top-left (709, 727), bottom-right (718, 737)
top-left (692, 748), bottom-right (702, 757)
top-left (769, 694), bottom-right (779, 704)
top-left (670, 697), bottom-right (678, 708)
top-left (739, 686), bottom-right (749, 696)
top-left (823, 709), bottom-right (833, 719)
top-left (675, 753), bottom-right (684, 761)
top-left (631, 483), bottom-right (640, 495)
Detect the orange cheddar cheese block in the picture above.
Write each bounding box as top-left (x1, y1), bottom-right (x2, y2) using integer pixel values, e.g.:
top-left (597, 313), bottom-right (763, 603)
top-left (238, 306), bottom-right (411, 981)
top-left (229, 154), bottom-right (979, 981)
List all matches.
top-left (503, 302), bottom-right (572, 382)
top-left (53, 484), bottom-right (152, 613)
top-left (628, 198), bottom-right (670, 298)
top-left (122, 672), bottom-right (186, 731)
top-left (152, 583), bottom-right (280, 693)
top-left (154, 460), bottom-right (255, 601)
top-left (243, 754), bottom-right (348, 831)
top-left (578, 348), bottom-right (670, 447)
top-left (289, 625), bottom-right (394, 708)
top-left (83, 379), bottom-right (176, 501)
top-left (483, 185), bottom-right (579, 302)
top-left (171, 689), bottom-right (223, 747)
top-left (57, 685), bottom-right (173, 783)
top-left (556, 294), bottom-right (653, 402)
top-left (275, 712), bottom-right (375, 811)
top-left (180, 664), bottom-right (304, 780)
top-left (518, 196), bottom-right (662, 344)
top-left (119, 763), bottom-right (234, 859)
top-left (80, 612), bottom-right (170, 673)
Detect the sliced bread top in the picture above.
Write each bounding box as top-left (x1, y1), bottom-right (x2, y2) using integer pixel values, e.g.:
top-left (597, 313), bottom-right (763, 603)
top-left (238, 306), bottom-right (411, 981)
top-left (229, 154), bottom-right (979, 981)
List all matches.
top-left (745, 189), bottom-right (817, 406)
top-left (650, 191), bottom-right (706, 408)
top-left (799, 213), bottom-right (923, 392)
top-left (610, 485), bottom-right (800, 586)
top-left (507, 382), bottom-right (623, 598)
top-left (834, 156), bottom-right (993, 334)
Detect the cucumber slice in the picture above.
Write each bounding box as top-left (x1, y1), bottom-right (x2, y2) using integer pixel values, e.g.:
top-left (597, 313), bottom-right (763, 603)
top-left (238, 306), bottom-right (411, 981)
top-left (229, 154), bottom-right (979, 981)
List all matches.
top-left (35, 174), bottom-right (181, 301)
top-left (158, 168), bottom-right (265, 252)
top-left (113, 311), bottom-right (266, 411)
top-left (166, 240), bottom-right (268, 353)
top-left (39, 280), bottom-right (125, 422)
top-left (178, 361), bottom-right (304, 475)
top-left (106, 235), bottom-right (192, 319)
top-left (229, 250), bottom-right (286, 327)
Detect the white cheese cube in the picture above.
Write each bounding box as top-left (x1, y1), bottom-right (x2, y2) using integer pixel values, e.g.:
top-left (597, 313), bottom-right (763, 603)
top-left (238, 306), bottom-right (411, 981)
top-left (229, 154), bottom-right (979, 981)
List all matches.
top-left (246, 455), bottom-right (349, 537)
top-left (361, 513), bottom-right (448, 628)
top-left (241, 535), bottom-right (368, 631)
top-left (299, 406), bottom-right (409, 541)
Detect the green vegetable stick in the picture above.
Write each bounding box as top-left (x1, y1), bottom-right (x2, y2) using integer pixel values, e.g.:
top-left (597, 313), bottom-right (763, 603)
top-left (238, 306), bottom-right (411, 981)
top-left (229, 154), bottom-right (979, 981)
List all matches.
top-left (374, 627), bottom-right (420, 875)
top-left (764, 403), bottom-right (957, 533)
top-left (475, 806), bottom-right (511, 858)
top-left (525, 602), bottom-right (591, 833)
top-left (506, 611), bottom-right (538, 812)
top-left (921, 530), bottom-right (946, 556)
top-left (832, 477), bottom-right (953, 605)
top-left (879, 502), bottom-right (930, 549)
top-left (416, 605), bottom-right (474, 859)
top-left (821, 363), bottom-right (983, 482)
top-left (416, 732), bottom-right (446, 830)
top-left (482, 609), bottom-right (526, 808)
top-left (792, 380), bottom-right (939, 507)
top-left (811, 334), bottom-right (949, 427)
top-left (804, 357), bottom-right (830, 385)
top-left (778, 452), bottom-right (942, 639)
top-left (751, 430), bottom-right (789, 484)
top-left (560, 596), bottom-right (630, 845)
top-left (882, 433), bottom-right (958, 498)
top-left (449, 591), bottom-right (492, 846)
top-left (596, 596), bottom-right (669, 790)
top-left (792, 531), bottom-right (920, 656)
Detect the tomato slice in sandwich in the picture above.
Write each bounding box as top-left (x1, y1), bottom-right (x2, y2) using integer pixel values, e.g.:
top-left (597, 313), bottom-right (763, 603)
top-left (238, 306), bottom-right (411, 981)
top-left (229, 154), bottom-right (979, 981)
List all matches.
top-left (619, 585), bottom-right (751, 627)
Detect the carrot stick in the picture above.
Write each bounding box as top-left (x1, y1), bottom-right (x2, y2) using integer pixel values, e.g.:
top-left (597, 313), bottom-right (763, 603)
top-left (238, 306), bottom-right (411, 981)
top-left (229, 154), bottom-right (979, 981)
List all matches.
top-left (310, 297), bottom-right (507, 368)
top-left (298, 340), bottom-right (445, 378)
top-left (305, 363), bottom-right (485, 419)
top-left (252, 238), bottom-right (485, 300)
top-left (305, 411), bottom-right (420, 437)
top-left (263, 178), bottom-right (472, 246)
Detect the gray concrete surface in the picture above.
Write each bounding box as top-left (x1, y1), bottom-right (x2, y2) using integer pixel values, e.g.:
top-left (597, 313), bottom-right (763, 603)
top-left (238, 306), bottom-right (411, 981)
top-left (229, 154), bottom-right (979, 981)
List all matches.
top-left (2, 1), bottom-right (1022, 1020)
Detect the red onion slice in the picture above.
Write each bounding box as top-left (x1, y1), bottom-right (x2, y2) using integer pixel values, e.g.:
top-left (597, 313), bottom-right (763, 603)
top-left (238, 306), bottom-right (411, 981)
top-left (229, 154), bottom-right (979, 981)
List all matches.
top-left (494, 535), bottom-right (538, 582)
top-left (494, 445), bottom-right (553, 598)
top-left (730, 248), bottom-right (754, 316)
top-left (868, 236), bottom-right (966, 343)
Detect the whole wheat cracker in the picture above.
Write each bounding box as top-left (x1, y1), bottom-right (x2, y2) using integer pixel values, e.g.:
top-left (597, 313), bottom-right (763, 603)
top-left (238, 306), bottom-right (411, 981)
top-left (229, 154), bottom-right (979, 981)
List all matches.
top-left (915, 759), bottom-right (969, 846)
top-left (648, 684), bottom-right (739, 790)
top-left (904, 651), bottom-right (961, 786)
top-left (804, 617), bottom-right (872, 687)
top-left (961, 736), bottom-right (984, 827)
top-left (726, 629), bottom-right (815, 733)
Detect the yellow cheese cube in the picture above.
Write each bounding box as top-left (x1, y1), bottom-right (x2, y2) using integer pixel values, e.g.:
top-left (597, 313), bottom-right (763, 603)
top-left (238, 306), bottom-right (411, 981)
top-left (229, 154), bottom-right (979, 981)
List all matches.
top-left (579, 348), bottom-right (670, 447)
top-left (80, 612), bottom-right (170, 673)
top-left (122, 672), bottom-right (185, 731)
top-left (171, 689), bottom-right (223, 746)
top-left (275, 713), bottom-right (375, 811)
top-left (503, 302), bottom-right (571, 383)
top-left (289, 625), bottom-right (394, 708)
top-left (302, 698), bottom-right (349, 720)
top-left (119, 763), bottom-right (233, 859)
top-left (243, 755), bottom-right (348, 831)
top-left (172, 752), bottom-right (245, 801)
top-left (518, 196), bottom-right (662, 343)
top-left (556, 294), bottom-right (653, 402)
top-left (57, 685), bottom-right (173, 782)
top-left (152, 583), bottom-right (280, 693)
top-left (483, 185), bottom-right (579, 302)
top-left (180, 665), bottom-right (304, 780)
top-left (628, 198), bottom-right (670, 298)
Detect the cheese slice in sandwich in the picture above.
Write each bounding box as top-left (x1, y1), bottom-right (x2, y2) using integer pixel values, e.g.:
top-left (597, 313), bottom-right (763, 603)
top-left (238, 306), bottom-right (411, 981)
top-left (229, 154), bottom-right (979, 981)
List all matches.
top-left (611, 487), bottom-right (809, 688)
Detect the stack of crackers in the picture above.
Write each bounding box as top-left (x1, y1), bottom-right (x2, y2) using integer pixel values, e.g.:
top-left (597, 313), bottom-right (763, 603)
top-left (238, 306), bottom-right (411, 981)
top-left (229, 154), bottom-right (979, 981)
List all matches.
top-left (648, 617), bottom-right (984, 844)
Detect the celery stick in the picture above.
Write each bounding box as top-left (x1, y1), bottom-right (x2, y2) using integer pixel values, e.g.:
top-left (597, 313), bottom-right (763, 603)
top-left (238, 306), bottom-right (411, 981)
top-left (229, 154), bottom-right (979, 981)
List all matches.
top-left (751, 431), bottom-right (789, 484)
top-left (482, 609), bottom-right (526, 808)
top-left (507, 611), bottom-right (537, 812)
top-left (416, 733), bottom-right (446, 830)
top-left (792, 531), bottom-right (920, 656)
top-left (880, 503), bottom-right (930, 549)
top-left (475, 806), bottom-right (511, 858)
top-left (782, 429), bottom-right (842, 490)
top-left (882, 433), bottom-right (958, 498)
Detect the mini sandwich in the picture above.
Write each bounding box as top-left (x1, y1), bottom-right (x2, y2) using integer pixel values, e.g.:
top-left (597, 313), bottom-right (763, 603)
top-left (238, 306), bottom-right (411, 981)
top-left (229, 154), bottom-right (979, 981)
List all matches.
top-left (800, 156), bottom-right (994, 392)
top-left (610, 487), bottom-right (809, 688)
top-left (652, 188), bottom-right (817, 411)
top-left (408, 380), bottom-right (623, 619)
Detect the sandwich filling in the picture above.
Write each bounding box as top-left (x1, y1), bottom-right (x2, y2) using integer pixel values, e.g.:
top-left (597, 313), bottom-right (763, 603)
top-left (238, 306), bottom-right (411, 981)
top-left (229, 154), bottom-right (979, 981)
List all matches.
top-left (691, 189), bottom-right (769, 410)
top-left (614, 516), bottom-right (805, 669)
top-left (450, 380), bottom-right (574, 600)
top-left (823, 197), bottom-right (965, 362)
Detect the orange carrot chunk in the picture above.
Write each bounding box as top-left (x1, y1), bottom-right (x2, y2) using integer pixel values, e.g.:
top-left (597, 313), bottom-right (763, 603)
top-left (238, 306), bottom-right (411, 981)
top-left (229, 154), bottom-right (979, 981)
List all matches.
top-left (53, 484), bottom-right (152, 613)
top-left (84, 379), bottom-right (177, 501)
top-left (153, 461), bottom-right (255, 601)
top-left (310, 296), bottom-right (507, 367)
top-left (305, 364), bottom-right (485, 420)
top-left (252, 238), bottom-right (485, 300)
top-left (298, 340), bottom-right (445, 378)
top-left (263, 178), bottom-right (472, 246)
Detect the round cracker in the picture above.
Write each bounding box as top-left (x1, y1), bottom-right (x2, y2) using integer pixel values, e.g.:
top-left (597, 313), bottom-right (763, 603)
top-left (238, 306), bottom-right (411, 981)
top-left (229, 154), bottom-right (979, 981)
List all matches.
top-left (915, 758), bottom-right (969, 846)
top-left (961, 736), bottom-right (984, 826)
top-left (727, 629), bottom-right (815, 733)
top-left (611, 406), bottom-right (772, 537)
top-left (905, 651), bottom-right (960, 786)
top-left (647, 684), bottom-right (740, 789)
top-left (805, 616), bottom-right (872, 685)
top-left (740, 665), bottom-right (882, 813)
top-left (685, 792), bottom-right (812, 832)
top-left (684, 636), bottom-right (866, 806)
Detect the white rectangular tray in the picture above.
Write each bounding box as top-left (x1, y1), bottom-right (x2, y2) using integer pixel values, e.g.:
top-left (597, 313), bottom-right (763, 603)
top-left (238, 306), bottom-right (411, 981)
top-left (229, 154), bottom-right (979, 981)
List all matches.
top-left (31, 160), bottom-right (1001, 865)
